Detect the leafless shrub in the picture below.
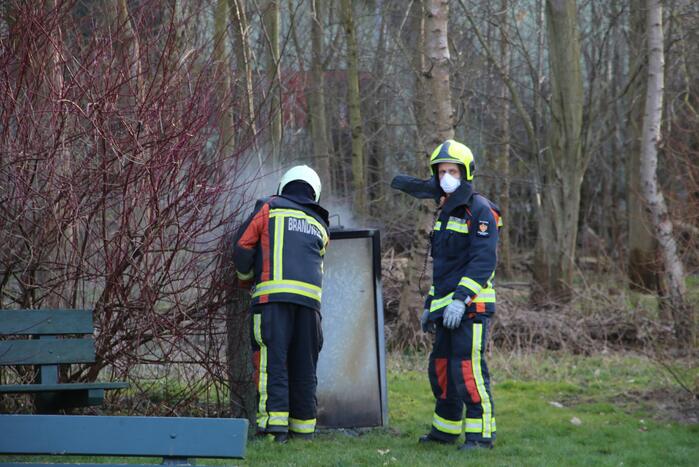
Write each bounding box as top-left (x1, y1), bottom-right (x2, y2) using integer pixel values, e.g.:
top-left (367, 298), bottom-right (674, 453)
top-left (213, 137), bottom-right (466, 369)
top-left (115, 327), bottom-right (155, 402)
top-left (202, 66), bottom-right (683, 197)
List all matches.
top-left (0, 0), bottom-right (257, 415)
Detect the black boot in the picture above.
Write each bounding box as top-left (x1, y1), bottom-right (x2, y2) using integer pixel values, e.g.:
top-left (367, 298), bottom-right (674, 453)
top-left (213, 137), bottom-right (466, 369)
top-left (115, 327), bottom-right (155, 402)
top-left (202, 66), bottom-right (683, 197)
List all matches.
top-left (273, 432), bottom-right (289, 444)
top-left (254, 431), bottom-right (289, 444)
top-left (290, 431), bottom-right (314, 441)
top-left (418, 433), bottom-right (455, 445)
top-left (458, 440), bottom-right (493, 451)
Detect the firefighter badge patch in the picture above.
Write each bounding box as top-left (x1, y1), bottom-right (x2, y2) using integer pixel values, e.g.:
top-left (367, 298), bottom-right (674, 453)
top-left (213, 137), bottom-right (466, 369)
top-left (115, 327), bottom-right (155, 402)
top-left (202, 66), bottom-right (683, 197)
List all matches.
top-left (477, 220), bottom-right (490, 237)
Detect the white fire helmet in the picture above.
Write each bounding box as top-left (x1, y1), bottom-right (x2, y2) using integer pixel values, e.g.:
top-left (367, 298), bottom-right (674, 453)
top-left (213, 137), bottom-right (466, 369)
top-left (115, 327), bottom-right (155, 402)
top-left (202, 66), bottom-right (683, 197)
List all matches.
top-left (277, 165), bottom-right (322, 202)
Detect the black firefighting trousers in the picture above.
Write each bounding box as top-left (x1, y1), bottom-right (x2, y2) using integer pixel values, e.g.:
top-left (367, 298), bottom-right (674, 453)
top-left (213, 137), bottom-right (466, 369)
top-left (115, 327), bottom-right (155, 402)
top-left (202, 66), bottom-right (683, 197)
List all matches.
top-left (251, 302), bottom-right (323, 434)
top-left (427, 315), bottom-right (496, 443)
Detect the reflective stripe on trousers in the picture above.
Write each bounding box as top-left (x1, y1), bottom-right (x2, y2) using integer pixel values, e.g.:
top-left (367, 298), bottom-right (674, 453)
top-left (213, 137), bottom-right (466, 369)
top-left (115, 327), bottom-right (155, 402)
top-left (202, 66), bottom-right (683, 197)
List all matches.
top-left (253, 314), bottom-right (270, 428)
top-left (464, 417), bottom-right (496, 434)
top-left (472, 322), bottom-right (493, 438)
top-left (289, 417), bottom-right (316, 434)
top-left (268, 411), bottom-right (289, 427)
top-left (432, 412), bottom-right (463, 435)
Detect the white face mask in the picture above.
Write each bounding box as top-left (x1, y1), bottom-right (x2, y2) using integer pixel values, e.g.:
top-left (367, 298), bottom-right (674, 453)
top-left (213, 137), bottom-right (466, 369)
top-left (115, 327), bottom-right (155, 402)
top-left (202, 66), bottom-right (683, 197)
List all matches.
top-left (439, 172), bottom-right (461, 194)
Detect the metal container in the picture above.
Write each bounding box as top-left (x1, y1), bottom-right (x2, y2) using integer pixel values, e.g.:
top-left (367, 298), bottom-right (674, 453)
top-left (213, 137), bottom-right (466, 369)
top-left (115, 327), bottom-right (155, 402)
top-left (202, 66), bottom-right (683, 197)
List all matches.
top-left (316, 229), bottom-right (388, 428)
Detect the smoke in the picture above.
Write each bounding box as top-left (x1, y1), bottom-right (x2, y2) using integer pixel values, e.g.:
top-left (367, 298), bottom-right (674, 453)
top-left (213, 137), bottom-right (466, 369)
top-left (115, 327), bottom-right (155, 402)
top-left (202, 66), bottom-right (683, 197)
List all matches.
top-left (230, 150), bottom-right (364, 231)
top-left (322, 200), bottom-right (358, 230)
top-left (227, 148), bottom-right (283, 219)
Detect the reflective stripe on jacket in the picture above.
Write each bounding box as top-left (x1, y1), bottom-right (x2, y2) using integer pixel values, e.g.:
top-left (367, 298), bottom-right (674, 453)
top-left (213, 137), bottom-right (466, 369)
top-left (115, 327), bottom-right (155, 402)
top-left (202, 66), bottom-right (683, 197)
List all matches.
top-left (233, 196), bottom-right (330, 311)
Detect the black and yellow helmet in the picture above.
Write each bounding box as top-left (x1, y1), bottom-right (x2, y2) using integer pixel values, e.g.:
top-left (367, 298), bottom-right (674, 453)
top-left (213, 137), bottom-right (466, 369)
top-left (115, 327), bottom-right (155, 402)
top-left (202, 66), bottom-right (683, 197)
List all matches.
top-left (429, 140), bottom-right (475, 181)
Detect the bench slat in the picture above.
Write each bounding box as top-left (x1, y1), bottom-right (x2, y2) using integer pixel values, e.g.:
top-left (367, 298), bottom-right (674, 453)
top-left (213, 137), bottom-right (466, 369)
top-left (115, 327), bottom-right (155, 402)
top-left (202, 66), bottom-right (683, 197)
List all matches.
top-left (0, 382), bottom-right (129, 393)
top-left (0, 464), bottom-right (170, 467)
top-left (1, 465), bottom-right (185, 467)
top-left (0, 339), bottom-right (95, 365)
top-left (0, 415), bottom-right (248, 459)
top-left (0, 310), bottom-right (93, 335)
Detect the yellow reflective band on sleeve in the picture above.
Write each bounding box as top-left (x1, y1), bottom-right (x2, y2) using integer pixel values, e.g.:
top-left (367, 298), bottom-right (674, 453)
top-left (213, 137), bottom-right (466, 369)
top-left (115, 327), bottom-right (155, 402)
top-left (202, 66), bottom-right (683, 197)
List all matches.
top-left (429, 286), bottom-right (435, 297)
top-left (473, 287), bottom-right (496, 303)
top-left (429, 293), bottom-right (454, 313)
top-left (464, 417), bottom-right (496, 434)
top-left (270, 209), bottom-right (329, 245)
top-left (472, 323), bottom-right (493, 438)
top-left (289, 417), bottom-right (316, 434)
top-left (434, 220), bottom-right (442, 231)
top-left (253, 279), bottom-right (322, 302)
top-left (446, 216), bottom-right (469, 233)
top-left (459, 277), bottom-right (482, 296)
top-left (432, 413), bottom-right (463, 435)
top-left (273, 215), bottom-right (285, 280)
top-left (236, 269), bottom-right (254, 280)
top-left (268, 411), bottom-right (289, 426)
top-left (254, 314), bottom-right (269, 429)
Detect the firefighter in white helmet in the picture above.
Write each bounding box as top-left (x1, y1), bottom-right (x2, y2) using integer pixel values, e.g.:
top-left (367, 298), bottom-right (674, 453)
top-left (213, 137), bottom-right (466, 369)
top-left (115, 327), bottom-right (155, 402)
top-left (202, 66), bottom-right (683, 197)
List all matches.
top-left (233, 165), bottom-right (329, 443)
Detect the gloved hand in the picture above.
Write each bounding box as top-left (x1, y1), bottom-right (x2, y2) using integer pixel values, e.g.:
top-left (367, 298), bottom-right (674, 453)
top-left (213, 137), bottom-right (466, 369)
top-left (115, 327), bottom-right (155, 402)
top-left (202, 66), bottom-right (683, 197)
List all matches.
top-left (420, 309), bottom-right (432, 333)
top-left (442, 299), bottom-right (466, 329)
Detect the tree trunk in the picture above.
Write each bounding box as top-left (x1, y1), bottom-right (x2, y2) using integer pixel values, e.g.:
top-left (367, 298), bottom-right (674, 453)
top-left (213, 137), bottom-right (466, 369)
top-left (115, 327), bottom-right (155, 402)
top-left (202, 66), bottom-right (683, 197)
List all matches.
top-left (214, 0), bottom-right (235, 152)
top-left (222, 0), bottom-right (257, 427)
top-left (224, 242), bottom-right (256, 428)
top-left (496, 0), bottom-right (512, 278)
top-left (395, 0), bottom-right (454, 347)
top-left (115, 0), bottom-right (143, 105)
top-left (228, 0), bottom-right (257, 141)
top-left (532, 0), bottom-right (585, 304)
top-left (627, 1), bottom-right (660, 292)
top-left (609, 0), bottom-right (624, 257)
top-left (423, 1), bottom-right (454, 145)
top-left (639, 0), bottom-right (694, 345)
top-left (263, 0), bottom-right (282, 169)
top-left (340, 0), bottom-right (366, 216)
top-left (309, 0), bottom-right (332, 192)
top-left (408, 0), bottom-right (429, 160)
top-left (368, 0), bottom-right (388, 217)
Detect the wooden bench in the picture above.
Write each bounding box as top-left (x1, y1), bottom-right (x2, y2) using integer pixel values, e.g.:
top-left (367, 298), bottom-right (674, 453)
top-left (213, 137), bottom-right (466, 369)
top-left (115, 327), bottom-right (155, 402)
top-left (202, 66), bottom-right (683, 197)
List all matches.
top-left (0, 309), bottom-right (128, 413)
top-left (0, 414), bottom-right (248, 465)
top-left (0, 310), bottom-right (249, 464)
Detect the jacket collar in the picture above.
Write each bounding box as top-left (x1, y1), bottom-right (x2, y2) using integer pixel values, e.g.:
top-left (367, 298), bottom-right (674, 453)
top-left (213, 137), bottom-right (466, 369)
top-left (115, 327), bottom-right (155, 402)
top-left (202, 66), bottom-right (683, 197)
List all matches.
top-left (441, 182), bottom-right (474, 216)
top-left (278, 194), bottom-right (330, 226)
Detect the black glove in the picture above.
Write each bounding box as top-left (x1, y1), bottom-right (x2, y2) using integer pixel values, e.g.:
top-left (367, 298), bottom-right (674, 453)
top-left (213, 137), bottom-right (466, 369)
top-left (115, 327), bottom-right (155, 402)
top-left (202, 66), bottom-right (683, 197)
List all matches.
top-left (420, 309), bottom-right (435, 333)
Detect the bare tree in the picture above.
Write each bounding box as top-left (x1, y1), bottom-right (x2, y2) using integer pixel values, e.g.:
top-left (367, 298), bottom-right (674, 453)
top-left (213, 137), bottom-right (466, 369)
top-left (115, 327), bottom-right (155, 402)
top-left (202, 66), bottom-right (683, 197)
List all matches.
top-left (423, 0), bottom-right (454, 145)
top-left (214, 0), bottom-right (235, 152)
top-left (496, 0), bottom-right (513, 278)
top-left (341, 0), bottom-right (367, 215)
top-left (627, 1), bottom-right (660, 292)
top-left (395, 0), bottom-right (454, 346)
top-left (229, 0), bottom-right (257, 140)
top-left (263, 0), bottom-right (282, 169)
top-left (308, 0), bottom-right (332, 191)
top-left (639, 0), bottom-right (694, 345)
top-left (531, 0), bottom-right (585, 304)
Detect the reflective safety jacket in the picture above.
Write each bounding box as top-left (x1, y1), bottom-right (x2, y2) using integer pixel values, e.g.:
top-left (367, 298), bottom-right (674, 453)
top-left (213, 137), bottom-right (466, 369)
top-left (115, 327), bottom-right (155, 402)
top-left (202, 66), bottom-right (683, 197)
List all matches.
top-left (424, 182), bottom-right (501, 320)
top-left (233, 195), bottom-right (330, 311)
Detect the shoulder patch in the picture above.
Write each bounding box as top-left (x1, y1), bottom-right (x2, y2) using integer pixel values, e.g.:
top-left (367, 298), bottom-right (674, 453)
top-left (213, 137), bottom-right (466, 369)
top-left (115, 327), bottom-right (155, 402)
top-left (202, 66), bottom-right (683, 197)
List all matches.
top-left (477, 220), bottom-right (490, 237)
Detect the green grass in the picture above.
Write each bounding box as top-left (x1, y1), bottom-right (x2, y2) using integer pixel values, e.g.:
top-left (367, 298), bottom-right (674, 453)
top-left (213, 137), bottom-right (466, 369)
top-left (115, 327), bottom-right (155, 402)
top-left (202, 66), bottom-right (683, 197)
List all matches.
top-left (3, 352), bottom-right (697, 466)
